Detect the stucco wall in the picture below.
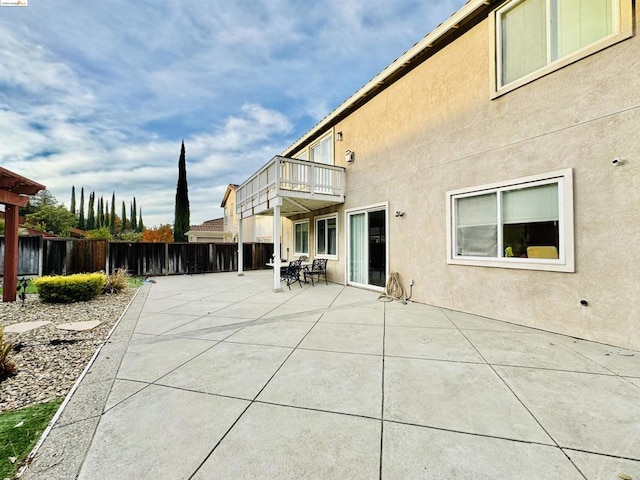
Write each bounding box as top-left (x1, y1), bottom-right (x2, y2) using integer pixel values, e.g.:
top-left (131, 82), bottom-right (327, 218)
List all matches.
top-left (308, 6), bottom-right (639, 349)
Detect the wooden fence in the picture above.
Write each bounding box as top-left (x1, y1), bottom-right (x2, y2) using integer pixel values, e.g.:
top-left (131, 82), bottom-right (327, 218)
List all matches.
top-left (0, 236), bottom-right (274, 277)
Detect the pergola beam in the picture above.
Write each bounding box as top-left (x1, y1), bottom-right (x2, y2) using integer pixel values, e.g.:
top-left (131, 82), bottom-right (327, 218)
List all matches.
top-left (0, 167), bottom-right (46, 302)
top-left (0, 189), bottom-right (29, 207)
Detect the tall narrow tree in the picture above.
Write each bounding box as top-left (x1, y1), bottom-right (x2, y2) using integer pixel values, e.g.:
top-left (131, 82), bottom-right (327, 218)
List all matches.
top-left (78, 188), bottom-right (85, 229)
top-left (138, 208), bottom-right (144, 232)
top-left (87, 192), bottom-right (95, 230)
top-left (131, 197), bottom-right (137, 231)
top-left (110, 192), bottom-right (116, 234)
top-left (121, 201), bottom-right (127, 232)
top-left (70, 186), bottom-right (76, 215)
top-left (173, 140), bottom-right (190, 242)
top-left (97, 196), bottom-right (104, 228)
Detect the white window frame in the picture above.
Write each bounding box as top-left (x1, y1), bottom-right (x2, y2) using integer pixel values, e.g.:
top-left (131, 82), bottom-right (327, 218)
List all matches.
top-left (446, 169), bottom-right (574, 272)
top-left (344, 202), bottom-right (389, 291)
top-left (293, 219), bottom-right (309, 256)
top-left (490, 0), bottom-right (633, 97)
top-left (315, 213), bottom-right (338, 260)
top-left (290, 130), bottom-right (335, 165)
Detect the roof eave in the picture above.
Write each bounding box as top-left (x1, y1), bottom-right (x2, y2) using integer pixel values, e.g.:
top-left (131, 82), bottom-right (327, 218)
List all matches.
top-left (281, 0), bottom-right (492, 158)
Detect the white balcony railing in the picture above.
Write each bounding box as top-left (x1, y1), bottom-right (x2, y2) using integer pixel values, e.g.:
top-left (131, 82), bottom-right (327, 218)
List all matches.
top-left (236, 156), bottom-right (345, 217)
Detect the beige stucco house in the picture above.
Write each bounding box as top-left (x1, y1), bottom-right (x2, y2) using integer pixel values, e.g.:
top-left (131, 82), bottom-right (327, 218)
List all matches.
top-left (186, 218), bottom-right (227, 243)
top-left (235, 0), bottom-right (639, 349)
top-left (221, 184), bottom-right (289, 246)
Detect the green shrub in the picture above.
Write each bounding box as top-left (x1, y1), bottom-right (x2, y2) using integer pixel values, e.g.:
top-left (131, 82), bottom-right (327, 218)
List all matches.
top-left (103, 269), bottom-right (129, 294)
top-left (33, 273), bottom-right (107, 303)
top-left (0, 327), bottom-right (17, 377)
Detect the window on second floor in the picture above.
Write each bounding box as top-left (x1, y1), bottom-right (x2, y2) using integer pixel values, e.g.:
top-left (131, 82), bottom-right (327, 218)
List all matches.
top-left (310, 133), bottom-right (333, 165)
top-left (494, 0), bottom-right (632, 93)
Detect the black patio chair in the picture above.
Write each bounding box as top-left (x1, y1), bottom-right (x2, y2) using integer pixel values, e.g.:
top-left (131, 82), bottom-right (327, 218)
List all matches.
top-left (304, 258), bottom-right (328, 286)
top-left (281, 259), bottom-right (303, 290)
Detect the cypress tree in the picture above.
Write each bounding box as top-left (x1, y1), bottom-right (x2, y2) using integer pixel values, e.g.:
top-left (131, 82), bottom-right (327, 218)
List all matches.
top-left (87, 192), bottom-right (95, 230)
top-left (97, 196), bottom-right (104, 228)
top-left (121, 201), bottom-right (127, 232)
top-left (78, 188), bottom-right (85, 229)
top-left (70, 186), bottom-right (76, 215)
top-left (138, 208), bottom-right (144, 232)
top-left (110, 192), bottom-right (116, 234)
top-left (173, 140), bottom-right (190, 242)
top-left (131, 197), bottom-right (137, 231)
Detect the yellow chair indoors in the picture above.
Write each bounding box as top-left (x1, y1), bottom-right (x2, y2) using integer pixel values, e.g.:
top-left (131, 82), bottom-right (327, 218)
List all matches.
top-left (527, 246), bottom-right (559, 259)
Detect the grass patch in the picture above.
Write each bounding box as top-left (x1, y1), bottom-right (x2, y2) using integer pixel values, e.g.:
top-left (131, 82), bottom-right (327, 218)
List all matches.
top-left (0, 399), bottom-right (62, 479)
top-left (0, 279), bottom-right (38, 295)
top-left (127, 276), bottom-right (145, 288)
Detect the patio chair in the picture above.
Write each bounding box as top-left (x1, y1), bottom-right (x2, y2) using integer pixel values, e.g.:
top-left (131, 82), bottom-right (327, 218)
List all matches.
top-left (281, 259), bottom-right (303, 290)
top-left (304, 258), bottom-right (328, 286)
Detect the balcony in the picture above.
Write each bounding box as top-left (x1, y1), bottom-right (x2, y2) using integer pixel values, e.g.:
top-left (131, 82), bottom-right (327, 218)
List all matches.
top-left (236, 156), bottom-right (345, 218)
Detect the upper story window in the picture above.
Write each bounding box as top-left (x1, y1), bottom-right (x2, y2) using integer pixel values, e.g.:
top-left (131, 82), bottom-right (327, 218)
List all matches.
top-left (292, 131), bottom-right (334, 164)
top-left (493, 0), bottom-right (633, 95)
top-left (310, 133), bottom-right (333, 165)
top-left (446, 169), bottom-right (574, 272)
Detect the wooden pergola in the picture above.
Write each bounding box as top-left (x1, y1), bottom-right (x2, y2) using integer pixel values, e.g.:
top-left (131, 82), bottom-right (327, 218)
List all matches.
top-left (0, 167), bottom-right (45, 302)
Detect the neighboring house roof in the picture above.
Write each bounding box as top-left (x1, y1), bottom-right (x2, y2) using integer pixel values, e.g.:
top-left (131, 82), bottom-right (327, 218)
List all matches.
top-left (220, 184), bottom-right (239, 208)
top-left (281, 0), bottom-right (490, 157)
top-left (18, 226), bottom-right (54, 237)
top-left (188, 218), bottom-right (224, 233)
top-left (70, 227), bottom-right (88, 238)
top-left (202, 217), bottom-right (224, 227)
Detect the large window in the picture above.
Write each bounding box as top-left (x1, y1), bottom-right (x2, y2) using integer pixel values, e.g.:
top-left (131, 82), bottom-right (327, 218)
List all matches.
top-left (293, 220), bottom-right (309, 256)
top-left (316, 214), bottom-right (337, 259)
top-left (310, 133), bottom-right (333, 165)
top-left (447, 169), bottom-right (574, 272)
top-left (495, 0), bottom-right (631, 92)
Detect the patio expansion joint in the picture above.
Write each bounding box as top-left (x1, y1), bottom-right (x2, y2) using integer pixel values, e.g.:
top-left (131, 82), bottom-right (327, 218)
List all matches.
top-left (379, 301), bottom-right (388, 480)
top-left (441, 310), bottom-right (590, 480)
top-left (560, 447), bottom-right (640, 463)
top-left (562, 343), bottom-right (637, 378)
top-left (187, 301), bottom-right (329, 479)
top-left (383, 353), bottom-right (487, 365)
top-left (487, 362), bottom-right (620, 377)
top-left (383, 418), bottom-right (559, 449)
top-left (295, 345), bottom-right (383, 358)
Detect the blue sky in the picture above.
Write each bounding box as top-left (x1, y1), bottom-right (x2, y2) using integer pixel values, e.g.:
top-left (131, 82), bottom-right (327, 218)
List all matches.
top-left (0, 0), bottom-right (465, 227)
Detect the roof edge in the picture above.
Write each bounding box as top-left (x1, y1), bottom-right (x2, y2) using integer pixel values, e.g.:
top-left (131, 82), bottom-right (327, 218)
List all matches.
top-left (281, 0), bottom-right (489, 158)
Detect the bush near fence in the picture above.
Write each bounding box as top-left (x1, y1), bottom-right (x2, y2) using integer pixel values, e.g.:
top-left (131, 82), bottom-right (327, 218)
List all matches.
top-left (0, 237), bottom-right (274, 277)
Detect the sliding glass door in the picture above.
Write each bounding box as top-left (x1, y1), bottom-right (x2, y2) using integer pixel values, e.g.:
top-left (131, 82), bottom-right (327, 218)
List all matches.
top-left (348, 207), bottom-right (387, 288)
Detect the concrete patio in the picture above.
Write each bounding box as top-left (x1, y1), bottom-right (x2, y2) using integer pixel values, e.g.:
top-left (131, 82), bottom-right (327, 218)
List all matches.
top-left (24, 270), bottom-right (640, 479)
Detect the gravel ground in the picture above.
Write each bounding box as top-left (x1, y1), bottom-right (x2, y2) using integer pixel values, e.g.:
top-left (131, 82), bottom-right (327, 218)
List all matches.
top-left (0, 288), bottom-right (138, 413)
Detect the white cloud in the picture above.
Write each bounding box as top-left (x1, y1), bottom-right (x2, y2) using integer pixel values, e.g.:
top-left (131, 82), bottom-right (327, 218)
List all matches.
top-left (0, 0), bottom-right (467, 227)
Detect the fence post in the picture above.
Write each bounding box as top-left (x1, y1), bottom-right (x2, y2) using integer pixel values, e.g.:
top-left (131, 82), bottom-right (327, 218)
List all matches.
top-left (164, 242), bottom-right (169, 275)
top-left (38, 236), bottom-right (44, 277)
top-left (105, 240), bottom-right (110, 274)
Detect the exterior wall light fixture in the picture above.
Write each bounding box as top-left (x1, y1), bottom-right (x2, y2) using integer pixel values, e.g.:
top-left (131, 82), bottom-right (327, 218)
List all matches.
top-left (345, 150), bottom-right (355, 164)
top-left (336, 131), bottom-right (343, 141)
